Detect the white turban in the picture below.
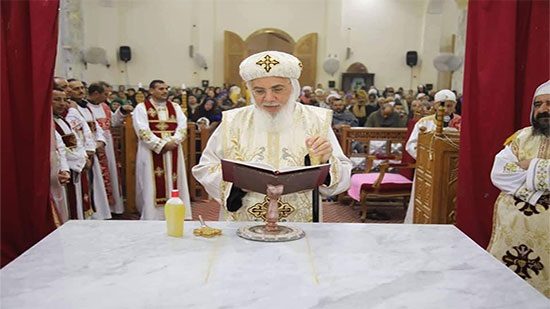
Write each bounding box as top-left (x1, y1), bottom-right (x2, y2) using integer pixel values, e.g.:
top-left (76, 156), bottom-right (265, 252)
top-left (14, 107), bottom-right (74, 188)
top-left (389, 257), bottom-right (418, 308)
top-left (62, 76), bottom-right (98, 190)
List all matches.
top-left (434, 89), bottom-right (456, 103)
top-left (531, 80), bottom-right (550, 125)
top-left (239, 51), bottom-right (302, 82)
top-left (302, 86), bottom-right (312, 92)
top-left (416, 93), bottom-right (426, 100)
top-left (368, 89), bottom-right (378, 95)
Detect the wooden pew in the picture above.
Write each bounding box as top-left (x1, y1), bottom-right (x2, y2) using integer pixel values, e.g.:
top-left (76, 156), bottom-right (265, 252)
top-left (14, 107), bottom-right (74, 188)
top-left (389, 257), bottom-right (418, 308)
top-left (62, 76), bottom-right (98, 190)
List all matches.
top-left (186, 122), bottom-right (216, 200)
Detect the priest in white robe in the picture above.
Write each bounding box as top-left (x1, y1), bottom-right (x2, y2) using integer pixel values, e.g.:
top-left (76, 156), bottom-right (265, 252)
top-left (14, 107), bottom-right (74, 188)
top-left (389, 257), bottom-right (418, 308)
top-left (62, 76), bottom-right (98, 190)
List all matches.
top-left (403, 89), bottom-right (461, 223)
top-left (87, 82), bottom-right (131, 215)
top-left (133, 80), bottom-right (192, 220)
top-left (488, 80), bottom-right (550, 298)
top-left (67, 80), bottom-right (111, 220)
top-left (192, 51), bottom-right (352, 222)
top-left (52, 88), bottom-right (92, 220)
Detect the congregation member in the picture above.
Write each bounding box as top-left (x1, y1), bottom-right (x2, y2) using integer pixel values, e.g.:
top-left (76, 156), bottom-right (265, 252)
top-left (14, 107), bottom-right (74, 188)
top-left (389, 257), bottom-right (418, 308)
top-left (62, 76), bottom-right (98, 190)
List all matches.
top-left (192, 51), bottom-right (352, 222)
top-left (331, 95), bottom-right (359, 127)
top-left (364, 102), bottom-right (405, 128)
top-left (66, 80), bottom-right (112, 220)
top-left (133, 80), bottom-right (192, 220)
top-left (404, 89), bottom-right (462, 223)
top-left (488, 80), bottom-right (550, 297)
top-left (351, 89), bottom-right (369, 126)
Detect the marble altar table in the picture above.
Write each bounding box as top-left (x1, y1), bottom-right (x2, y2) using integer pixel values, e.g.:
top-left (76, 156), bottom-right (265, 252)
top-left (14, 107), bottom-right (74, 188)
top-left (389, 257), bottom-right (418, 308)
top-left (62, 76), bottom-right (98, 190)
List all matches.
top-left (1, 221), bottom-right (548, 308)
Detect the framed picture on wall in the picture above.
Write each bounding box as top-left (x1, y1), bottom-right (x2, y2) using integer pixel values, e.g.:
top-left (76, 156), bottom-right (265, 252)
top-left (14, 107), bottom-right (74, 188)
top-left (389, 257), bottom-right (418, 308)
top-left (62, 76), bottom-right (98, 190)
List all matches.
top-left (341, 73), bottom-right (375, 92)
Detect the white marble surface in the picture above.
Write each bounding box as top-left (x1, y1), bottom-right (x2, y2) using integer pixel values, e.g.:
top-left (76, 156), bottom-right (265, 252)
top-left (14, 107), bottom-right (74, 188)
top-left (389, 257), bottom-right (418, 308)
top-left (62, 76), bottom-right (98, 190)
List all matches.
top-left (1, 221), bottom-right (548, 308)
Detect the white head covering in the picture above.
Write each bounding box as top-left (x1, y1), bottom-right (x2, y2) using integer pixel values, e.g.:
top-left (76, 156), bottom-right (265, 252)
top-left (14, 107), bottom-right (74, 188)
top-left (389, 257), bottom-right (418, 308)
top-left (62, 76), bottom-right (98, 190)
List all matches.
top-left (416, 93), bottom-right (426, 100)
top-left (302, 86), bottom-right (312, 92)
top-left (326, 93), bottom-right (342, 102)
top-left (434, 89), bottom-right (456, 103)
top-left (239, 51), bottom-right (302, 81)
top-left (240, 51), bottom-right (303, 104)
top-left (531, 80), bottom-right (550, 125)
top-left (368, 89), bottom-right (377, 95)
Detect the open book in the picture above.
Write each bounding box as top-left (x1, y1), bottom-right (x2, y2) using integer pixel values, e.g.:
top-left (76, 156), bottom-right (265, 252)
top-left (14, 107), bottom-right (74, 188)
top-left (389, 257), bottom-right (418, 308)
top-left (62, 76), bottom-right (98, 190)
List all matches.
top-left (221, 159), bottom-right (331, 195)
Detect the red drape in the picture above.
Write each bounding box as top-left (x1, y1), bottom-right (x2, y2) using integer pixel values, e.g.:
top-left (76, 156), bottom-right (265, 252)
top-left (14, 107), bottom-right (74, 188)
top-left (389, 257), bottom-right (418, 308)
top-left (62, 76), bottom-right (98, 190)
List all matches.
top-left (1, 0), bottom-right (60, 266)
top-left (456, 0), bottom-right (550, 248)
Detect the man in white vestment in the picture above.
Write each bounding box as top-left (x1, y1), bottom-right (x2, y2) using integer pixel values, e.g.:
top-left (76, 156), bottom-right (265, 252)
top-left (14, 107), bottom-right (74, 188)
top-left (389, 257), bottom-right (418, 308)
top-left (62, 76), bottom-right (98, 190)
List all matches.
top-left (403, 89), bottom-right (461, 223)
top-left (488, 80), bottom-right (550, 298)
top-left (66, 80), bottom-right (111, 220)
top-left (87, 83), bottom-right (132, 215)
top-left (52, 88), bottom-right (93, 220)
top-left (133, 80), bottom-right (192, 220)
top-left (192, 51), bottom-right (352, 222)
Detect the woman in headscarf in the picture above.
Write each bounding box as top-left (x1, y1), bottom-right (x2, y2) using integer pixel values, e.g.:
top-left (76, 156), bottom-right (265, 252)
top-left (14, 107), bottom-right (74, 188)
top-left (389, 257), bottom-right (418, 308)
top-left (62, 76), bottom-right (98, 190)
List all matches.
top-left (192, 98), bottom-right (222, 126)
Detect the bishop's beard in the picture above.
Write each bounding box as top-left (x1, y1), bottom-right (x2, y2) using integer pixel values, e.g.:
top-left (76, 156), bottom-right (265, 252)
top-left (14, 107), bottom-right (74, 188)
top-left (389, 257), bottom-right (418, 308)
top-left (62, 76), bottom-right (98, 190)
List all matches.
top-left (532, 112), bottom-right (550, 137)
top-left (252, 100), bottom-right (296, 133)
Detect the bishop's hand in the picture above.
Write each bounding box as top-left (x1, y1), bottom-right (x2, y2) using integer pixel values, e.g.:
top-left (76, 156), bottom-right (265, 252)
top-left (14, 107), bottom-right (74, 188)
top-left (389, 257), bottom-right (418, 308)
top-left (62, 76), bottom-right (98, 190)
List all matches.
top-left (306, 136), bottom-right (332, 164)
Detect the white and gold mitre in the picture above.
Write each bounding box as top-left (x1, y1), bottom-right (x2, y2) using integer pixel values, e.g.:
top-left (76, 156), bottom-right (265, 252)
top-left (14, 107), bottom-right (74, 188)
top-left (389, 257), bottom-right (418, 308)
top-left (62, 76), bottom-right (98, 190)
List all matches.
top-left (239, 51), bottom-right (303, 81)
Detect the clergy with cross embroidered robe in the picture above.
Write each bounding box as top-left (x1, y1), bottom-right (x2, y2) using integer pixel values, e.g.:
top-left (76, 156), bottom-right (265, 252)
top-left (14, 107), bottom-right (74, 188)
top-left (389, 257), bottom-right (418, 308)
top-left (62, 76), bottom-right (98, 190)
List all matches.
top-left (192, 51), bottom-right (352, 222)
top-left (70, 103), bottom-right (112, 220)
top-left (488, 80), bottom-right (550, 298)
top-left (133, 80), bottom-right (192, 220)
top-left (52, 88), bottom-right (94, 220)
top-left (86, 82), bottom-right (127, 215)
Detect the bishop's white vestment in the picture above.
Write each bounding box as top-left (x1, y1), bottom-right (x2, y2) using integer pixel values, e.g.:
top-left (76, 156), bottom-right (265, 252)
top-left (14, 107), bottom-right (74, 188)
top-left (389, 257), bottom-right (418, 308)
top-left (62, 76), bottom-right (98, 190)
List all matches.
top-left (192, 104), bottom-right (352, 222)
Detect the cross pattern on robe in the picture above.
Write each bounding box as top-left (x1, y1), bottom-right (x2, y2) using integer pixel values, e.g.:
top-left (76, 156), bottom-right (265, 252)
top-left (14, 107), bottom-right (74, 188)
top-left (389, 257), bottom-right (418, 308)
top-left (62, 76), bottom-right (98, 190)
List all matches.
top-left (156, 122), bottom-right (169, 131)
top-left (154, 167), bottom-right (164, 177)
top-left (147, 108), bottom-right (158, 118)
top-left (256, 55), bottom-right (280, 73)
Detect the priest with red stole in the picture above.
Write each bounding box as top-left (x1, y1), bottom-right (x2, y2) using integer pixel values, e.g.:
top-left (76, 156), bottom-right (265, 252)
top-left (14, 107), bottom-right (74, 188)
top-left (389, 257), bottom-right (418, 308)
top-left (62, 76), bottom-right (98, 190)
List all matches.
top-left (133, 80), bottom-right (192, 220)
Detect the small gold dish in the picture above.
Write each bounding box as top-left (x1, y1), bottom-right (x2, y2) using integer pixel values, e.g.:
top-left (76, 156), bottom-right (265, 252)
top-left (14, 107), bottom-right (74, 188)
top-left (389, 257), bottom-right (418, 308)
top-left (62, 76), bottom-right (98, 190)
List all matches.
top-left (193, 215), bottom-right (222, 238)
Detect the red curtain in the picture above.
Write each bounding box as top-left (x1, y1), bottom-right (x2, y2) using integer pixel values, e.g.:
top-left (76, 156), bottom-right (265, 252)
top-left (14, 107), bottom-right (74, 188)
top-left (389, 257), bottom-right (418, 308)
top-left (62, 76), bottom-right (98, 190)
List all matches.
top-left (1, 0), bottom-right (60, 266)
top-left (457, 0), bottom-right (549, 248)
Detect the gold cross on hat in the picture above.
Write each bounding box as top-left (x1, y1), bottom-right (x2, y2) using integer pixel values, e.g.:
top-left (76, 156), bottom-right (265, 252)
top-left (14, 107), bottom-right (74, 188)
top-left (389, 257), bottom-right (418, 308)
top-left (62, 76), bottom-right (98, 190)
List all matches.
top-left (255, 54), bottom-right (280, 73)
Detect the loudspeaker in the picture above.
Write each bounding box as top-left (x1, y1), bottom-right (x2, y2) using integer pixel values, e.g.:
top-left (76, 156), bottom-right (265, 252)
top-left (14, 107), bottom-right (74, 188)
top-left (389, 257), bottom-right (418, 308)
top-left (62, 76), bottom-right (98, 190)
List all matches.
top-left (201, 80), bottom-right (209, 88)
top-left (406, 51), bottom-right (418, 67)
top-left (119, 46), bottom-right (131, 62)
top-left (328, 80), bottom-right (336, 88)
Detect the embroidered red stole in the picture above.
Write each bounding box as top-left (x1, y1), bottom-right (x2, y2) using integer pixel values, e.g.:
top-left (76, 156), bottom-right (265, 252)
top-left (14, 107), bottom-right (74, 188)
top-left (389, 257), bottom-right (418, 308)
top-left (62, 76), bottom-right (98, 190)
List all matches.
top-left (144, 99), bottom-right (179, 206)
top-left (54, 117), bottom-right (93, 219)
top-left (90, 104), bottom-right (115, 205)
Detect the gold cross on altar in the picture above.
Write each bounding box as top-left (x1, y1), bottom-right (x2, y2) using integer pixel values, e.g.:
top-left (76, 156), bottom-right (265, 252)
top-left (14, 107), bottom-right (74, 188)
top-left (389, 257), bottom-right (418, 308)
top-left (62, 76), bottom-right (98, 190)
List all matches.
top-left (255, 55), bottom-right (280, 73)
top-left (154, 167), bottom-right (164, 177)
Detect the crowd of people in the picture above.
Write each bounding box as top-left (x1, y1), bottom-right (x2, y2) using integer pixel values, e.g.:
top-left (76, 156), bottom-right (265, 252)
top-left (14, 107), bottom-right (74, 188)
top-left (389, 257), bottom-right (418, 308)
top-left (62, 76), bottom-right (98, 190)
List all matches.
top-left (48, 50), bottom-right (548, 297)
top-left (49, 74), bottom-right (464, 224)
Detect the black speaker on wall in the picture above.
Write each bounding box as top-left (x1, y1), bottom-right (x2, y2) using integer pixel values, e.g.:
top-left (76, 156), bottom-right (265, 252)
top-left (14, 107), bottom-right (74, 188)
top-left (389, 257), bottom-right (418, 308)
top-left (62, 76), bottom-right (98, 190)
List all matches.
top-left (406, 51), bottom-right (418, 67)
top-left (119, 46), bottom-right (131, 62)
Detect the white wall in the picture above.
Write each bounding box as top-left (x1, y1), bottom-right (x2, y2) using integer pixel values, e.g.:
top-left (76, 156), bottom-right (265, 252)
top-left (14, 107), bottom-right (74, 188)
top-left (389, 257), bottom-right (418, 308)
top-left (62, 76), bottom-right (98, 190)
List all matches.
top-left (55, 0), bottom-right (465, 92)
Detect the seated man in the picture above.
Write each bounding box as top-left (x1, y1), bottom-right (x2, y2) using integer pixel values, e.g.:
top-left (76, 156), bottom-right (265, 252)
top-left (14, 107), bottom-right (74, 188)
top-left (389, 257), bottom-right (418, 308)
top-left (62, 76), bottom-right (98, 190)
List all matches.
top-left (488, 80), bottom-right (549, 297)
top-left (364, 102), bottom-right (404, 128)
top-left (192, 51), bottom-right (352, 222)
top-left (331, 95), bottom-right (359, 127)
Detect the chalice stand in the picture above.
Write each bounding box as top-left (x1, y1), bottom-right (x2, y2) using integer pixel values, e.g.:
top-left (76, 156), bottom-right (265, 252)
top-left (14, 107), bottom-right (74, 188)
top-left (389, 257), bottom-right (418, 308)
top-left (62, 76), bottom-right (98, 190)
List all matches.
top-left (221, 159), bottom-right (331, 243)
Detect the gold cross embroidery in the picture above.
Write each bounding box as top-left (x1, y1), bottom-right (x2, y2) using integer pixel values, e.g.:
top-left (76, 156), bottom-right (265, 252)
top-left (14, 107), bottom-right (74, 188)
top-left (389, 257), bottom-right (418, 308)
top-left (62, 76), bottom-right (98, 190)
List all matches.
top-left (147, 107), bottom-right (158, 118)
top-left (156, 122), bottom-right (169, 131)
top-left (247, 196), bottom-right (295, 221)
top-left (256, 54), bottom-right (280, 73)
top-left (154, 167), bottom-right (164, 177)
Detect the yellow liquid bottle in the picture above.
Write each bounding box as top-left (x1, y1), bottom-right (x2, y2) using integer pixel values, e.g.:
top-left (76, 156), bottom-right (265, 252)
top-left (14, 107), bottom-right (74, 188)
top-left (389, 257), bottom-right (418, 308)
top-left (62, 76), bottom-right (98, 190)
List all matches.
top-left (165, 190), bottom-right (186, 237)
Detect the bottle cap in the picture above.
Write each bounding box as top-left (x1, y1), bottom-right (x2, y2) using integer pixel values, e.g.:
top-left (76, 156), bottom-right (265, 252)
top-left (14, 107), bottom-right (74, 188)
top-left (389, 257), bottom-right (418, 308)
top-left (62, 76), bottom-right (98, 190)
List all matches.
top-left (171, 190), bottom-right (179, 198)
